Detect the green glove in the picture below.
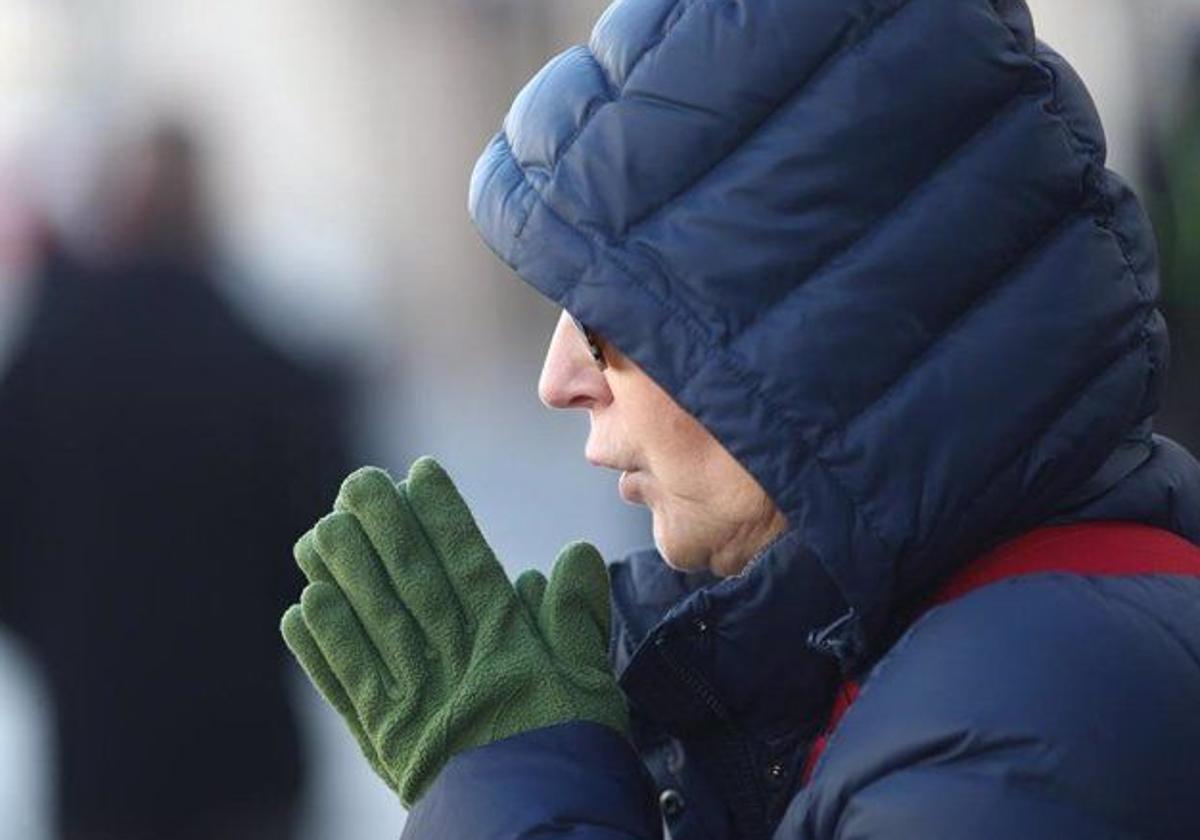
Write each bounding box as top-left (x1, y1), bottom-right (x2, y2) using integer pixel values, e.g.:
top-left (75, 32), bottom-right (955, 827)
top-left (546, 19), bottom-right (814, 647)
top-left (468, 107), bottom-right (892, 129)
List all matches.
top-left (279, 457), bottom-right (629, 806)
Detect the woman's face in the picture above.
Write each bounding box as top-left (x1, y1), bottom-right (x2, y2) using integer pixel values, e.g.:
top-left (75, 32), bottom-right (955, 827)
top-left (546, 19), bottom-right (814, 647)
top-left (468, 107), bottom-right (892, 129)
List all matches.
top-left (538, 311), bottom-right (787, 577)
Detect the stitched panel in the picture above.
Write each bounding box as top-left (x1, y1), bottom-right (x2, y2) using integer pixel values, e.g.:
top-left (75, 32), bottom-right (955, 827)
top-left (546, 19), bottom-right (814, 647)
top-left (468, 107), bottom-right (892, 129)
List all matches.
top-left (538, 0), bottom-right (918, 238)
top-left (725, 87), bottom-right (1040, 356)
top-left (612, 0), bottom-right (917, 235)
top-left (502, 45), bottom-right (614, 176)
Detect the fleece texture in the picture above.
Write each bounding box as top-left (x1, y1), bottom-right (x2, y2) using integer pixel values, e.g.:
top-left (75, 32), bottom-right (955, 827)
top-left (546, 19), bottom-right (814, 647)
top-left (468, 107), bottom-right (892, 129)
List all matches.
top-left (281, 457), bottom-right (628, 806)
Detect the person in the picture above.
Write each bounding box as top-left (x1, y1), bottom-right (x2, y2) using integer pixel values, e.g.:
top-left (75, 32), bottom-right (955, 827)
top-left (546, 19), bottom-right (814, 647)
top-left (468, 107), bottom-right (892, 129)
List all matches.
top-left (281, 0), bottom-right (1200, 837)
top-left (0, 125), bottom-right (351, 840)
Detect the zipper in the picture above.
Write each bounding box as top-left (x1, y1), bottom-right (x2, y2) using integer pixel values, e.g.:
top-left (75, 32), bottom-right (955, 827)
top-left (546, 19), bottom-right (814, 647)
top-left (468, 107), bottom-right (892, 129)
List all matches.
top-left (652, 632), bottom-right (772, 840)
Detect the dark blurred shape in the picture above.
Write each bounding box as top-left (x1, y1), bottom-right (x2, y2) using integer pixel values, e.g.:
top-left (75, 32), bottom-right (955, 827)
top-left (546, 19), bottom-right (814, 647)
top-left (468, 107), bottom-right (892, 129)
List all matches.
top-left (1144, 29), bottom-right (1200, 452)
top-left (0, 122), bottom-right (351, 840)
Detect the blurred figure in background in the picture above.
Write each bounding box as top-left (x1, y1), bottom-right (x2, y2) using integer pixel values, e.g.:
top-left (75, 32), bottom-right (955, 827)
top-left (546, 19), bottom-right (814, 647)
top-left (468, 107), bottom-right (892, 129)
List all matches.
top-left (1145, 27), bottom-right (1200, 454)
top-left (0, 122), bottom-right (351, 840)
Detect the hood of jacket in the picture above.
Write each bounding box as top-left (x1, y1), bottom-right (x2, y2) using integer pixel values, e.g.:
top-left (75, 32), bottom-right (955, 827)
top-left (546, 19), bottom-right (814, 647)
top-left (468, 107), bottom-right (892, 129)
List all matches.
top-left (469, 0), bottom-right (1200, 708)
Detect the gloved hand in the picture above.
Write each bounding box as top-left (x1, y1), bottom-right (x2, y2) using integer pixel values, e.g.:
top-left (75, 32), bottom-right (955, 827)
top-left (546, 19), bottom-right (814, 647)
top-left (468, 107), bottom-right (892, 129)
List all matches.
top-left (280, 457), bottom-right (629, 806)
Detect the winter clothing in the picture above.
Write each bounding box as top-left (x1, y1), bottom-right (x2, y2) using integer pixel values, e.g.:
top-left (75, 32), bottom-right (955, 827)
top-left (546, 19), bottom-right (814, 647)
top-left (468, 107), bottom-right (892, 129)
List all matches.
top-left (282, 458), bottom-right (628, 806)
top-left (398, 0), bottom-right (1200, 837)
top-left (797, 522), bottom-right (1200, 788)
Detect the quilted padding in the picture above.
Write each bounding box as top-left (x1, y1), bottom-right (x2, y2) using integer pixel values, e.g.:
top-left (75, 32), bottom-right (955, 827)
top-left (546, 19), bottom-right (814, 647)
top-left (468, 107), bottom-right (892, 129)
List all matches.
top-left (412, 1), bottom-right (1200, 836)
top-left (469, 0), bottom-right (1169, 651)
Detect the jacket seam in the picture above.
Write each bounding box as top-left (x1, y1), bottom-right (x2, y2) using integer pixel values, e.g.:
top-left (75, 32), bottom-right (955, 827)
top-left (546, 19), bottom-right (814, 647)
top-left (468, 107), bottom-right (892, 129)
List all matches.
top-left (773, 34), bottom-right (1103, 458)
top-left (544, 47), bottom-right (620, 174)
top-left (544, 0), bottom-right (918, 243)
top-left (732, 84), bottom-right (1038, 356)
top-left (1079, 575), bottom-right (1200, 676)
top-left (921, 7), bottom-right (1158, 551)
top-left (993, 2), bottom-right (1152, 342)
top-left (804, 205), bottom-right (1082, 468)
top-left (815, 572), bottom-right (1197, 840)
top-left (545, 0), bottom-right (708, 190)
top-left (612, 0), bottom-right (919, 238)
top-left (922, 333), bottom-right (1152, 565)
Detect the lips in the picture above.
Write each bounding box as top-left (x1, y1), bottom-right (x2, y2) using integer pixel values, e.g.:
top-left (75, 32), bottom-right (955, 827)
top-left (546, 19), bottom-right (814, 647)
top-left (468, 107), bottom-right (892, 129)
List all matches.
top-left (584, 450), bottom-right (646, 502)
top-left (585, 451), bottom-right (636, 472)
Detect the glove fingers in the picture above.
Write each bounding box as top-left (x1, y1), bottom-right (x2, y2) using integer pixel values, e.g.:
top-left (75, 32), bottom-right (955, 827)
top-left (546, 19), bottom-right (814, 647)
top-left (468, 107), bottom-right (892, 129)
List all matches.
top-left (313, 512), bottom-right (431, 687)
top-left (301, 582), bottom-right (417, 736)
top-left (403, 457), bottom-right (515, 626)
top-left (334, 467), bottom-right (469, 672)
top-left (294, 529), bottom-right (333, 584)
top-left (281, 604), bottom-right (398, 792)
top-left (514, 569), bottom-right (548, 631)
top-left (543, 542), bottom-right (612, 674)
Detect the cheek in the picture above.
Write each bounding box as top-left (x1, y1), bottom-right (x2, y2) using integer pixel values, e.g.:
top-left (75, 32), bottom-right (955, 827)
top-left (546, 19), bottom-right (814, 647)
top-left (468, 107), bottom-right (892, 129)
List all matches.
top-left (611, 368), bottom-right (736, 516)
top-left (636, 407), bottom-right (720, 488)
top-left (653, 439), bottom-right (728, 512)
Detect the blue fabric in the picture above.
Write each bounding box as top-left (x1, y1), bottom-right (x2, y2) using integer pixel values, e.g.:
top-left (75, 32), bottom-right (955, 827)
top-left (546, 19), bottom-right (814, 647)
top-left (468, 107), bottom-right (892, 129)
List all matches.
top-left (401, 722), bottom-right (661, 839)
top-left (787, 571), bottom-right (1200, 839)
top-left (410, 0), bottom-right (1200, 837)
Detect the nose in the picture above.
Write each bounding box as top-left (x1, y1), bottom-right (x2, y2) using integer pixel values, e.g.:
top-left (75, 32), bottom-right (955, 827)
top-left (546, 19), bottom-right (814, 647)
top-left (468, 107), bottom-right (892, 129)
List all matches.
top-left (538, 311), bottom-right (613, 410)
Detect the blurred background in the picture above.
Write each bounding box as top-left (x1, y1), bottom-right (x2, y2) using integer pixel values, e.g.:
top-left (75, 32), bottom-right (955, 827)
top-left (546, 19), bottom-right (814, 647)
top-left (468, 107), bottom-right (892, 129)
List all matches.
top-left (0, 0), bottom-right (1196, 838)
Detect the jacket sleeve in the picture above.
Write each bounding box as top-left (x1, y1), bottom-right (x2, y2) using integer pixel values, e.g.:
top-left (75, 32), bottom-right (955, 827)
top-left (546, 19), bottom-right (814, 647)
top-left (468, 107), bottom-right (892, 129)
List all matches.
top-left (401, 721), bottom-right (663, 840)
top-left (776, 572), bottom-right (1200, 840)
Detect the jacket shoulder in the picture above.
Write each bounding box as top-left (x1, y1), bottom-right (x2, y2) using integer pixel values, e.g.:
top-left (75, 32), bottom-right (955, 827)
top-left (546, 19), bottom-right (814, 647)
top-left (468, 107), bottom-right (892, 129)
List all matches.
top-left (785, 572), bottom-right (1200, 839)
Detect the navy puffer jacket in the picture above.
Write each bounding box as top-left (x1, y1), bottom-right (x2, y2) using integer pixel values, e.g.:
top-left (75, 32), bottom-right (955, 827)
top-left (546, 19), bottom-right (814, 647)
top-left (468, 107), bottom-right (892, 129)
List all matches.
top-left (406, 0), bottom-right (1200, 837)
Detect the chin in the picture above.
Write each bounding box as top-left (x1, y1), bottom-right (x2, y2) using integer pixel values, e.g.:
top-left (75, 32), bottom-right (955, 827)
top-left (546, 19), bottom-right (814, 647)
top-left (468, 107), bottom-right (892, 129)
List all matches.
top-left (653, 515), bottom-right (760, 578)
top-left (657, 545), bottom-right (708, 574)
top-left (652, 518), bottom-right (710, 574)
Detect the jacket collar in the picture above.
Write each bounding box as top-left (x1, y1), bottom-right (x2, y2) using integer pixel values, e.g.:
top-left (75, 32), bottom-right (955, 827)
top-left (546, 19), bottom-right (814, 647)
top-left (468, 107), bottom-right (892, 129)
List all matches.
top-left (611, 435), bottom-right (1200, 744)
top-left (612, 530), bottom-right (850, 743)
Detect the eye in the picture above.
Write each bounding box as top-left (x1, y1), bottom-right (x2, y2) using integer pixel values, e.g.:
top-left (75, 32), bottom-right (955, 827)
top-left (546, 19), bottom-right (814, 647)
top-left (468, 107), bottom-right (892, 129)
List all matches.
top-left (569, 314), bottom-right (608, 371)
